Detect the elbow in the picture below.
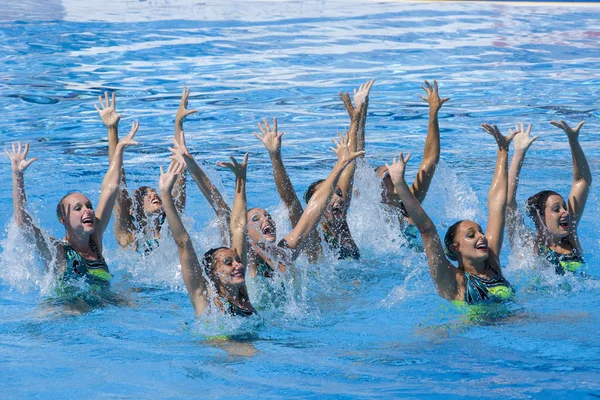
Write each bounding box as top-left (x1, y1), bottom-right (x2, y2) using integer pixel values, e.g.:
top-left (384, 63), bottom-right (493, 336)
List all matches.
top-left (174, 233), bottom-right (192, 250)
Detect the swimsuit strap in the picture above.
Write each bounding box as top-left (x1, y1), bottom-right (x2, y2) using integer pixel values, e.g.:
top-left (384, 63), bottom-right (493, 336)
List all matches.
top-left (221, 298), bottom-right (256, 317)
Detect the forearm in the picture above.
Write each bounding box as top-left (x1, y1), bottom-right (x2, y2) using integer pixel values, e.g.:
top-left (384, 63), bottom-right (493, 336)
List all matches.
top-left (286, 163), bottom-right (346, 249)
top-left (161, 188), bottom-right (190, 245)
top-left (488, 149), bottom-right (509, 216)
top-left (569, 138), bottom-right (592, 185)
top-left (107, 126), bottom-right (119, 164)
top-left (184, 155), bottom-right (231, 218)
top-left (12, 172), bottom-right (27, 227)
top-left (357, 99), bottom-right (368, 152)
top-left (270, 151), bottom-right (303, 226)
top-left (338, 115), bottom-right (360, 206)
top-left (507, 149), bottom-right (526, 210)
top-left (411, 109), bottom-right (440, 203)
top-left (394, 179), bottom-right (436, 233)
top-left (172, 172), bottom-right (187, 213)
top-left (230, 176), bottom-right (247, 265)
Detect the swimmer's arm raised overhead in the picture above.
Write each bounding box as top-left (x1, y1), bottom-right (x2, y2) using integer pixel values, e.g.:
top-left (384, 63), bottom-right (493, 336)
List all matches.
top-left (217, 154), bottom-right (249, 267)
top-left (355, 79), bottom-right (374, 153)
top-left (94, 122), bottom-right (140, 249)
top-left (409, 80), bottom-right (449, 206)
top-left (387, 153), bottom-right (461, 300)
top-left (95, 92), bottom-right (136, 248)
top-left (170, 131), bottom-right (231, 244)
top-left (282, 131), bottom-right (364, 258)
top-left (507, 123), bottom-right (538, 249)
top-left (338, 79), bottom-right (373, 210)
top-left (551, 120), bottom-right (591, 228)
top-left (172, 87), bottom-right (197, 214)
top-left (5, 142), bottom-right (54, 265)
top-left (159, 161), bottom-right (209, 316)
top-left (254, 118), bottom-right (322, 262)
top-left (481, 124), bottom-right (517, 270)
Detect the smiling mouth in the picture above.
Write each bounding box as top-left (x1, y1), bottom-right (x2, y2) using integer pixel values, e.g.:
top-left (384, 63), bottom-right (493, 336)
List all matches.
top-left (476, 242), bottom-right (488, 250)
top-left (332, 205), bottom-right (343, 218)
top-left (82, 217), bottom-right (93, 225)
top-left (262, 225), bottom-right (275, 236)
top-left (151, 199), bottom-right (162, 205)
top-left (559, 220), bottom-right (569, 229)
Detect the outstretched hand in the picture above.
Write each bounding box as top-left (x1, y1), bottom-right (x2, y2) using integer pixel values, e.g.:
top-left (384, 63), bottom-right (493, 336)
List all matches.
top-left (217, 153), bottom-right (248, 180)
top-left (5, 142), bottom-right (37, 174)
top-left (176, 87), bottom-right (197, 122)
top-left (253, 118), bottom-right (283, 155)
top-left (353, 78), bottom-right (374, 111)
top-left (339, 78), bottom-right (375, 119)
top-left (117, 121), bottom-right (140, 149)
top-left (481, 123), bottom-right (517, 151)
top-left (168, 130), bottom-right (191, 165)
top-left (510, 122), bottom-right (538, 153)
top-left (330, 130), bottom-right (365, 166)
top-left (386, 152), bottom-right (412, 187)
top-left (550, 120), bottom-right (585, 142)
top-left (159, 161), bottom-right (185, 193)
top-left (95, 92), bottom-right (122, 129)
top-left (419, 80), bottom-right (449, 112)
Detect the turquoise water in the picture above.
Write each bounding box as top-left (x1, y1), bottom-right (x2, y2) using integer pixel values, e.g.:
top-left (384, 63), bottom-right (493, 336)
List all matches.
top-left (1, 1), bottom-right (600, 398)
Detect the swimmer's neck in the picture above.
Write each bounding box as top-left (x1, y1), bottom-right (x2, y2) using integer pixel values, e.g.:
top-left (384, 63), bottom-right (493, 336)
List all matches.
top-left (63, 231), bottom-right (96, 257)
top-left (458, 259), bottom-right (497, 279)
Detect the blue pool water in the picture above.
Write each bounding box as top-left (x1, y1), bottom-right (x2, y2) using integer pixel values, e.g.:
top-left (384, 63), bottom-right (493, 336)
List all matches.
top-left (1, 1), bottom-right (600, 398)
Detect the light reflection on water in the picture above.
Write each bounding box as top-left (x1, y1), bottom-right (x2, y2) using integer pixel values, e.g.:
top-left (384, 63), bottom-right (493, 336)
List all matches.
top-left (1, 1), bottom-right (600, 397)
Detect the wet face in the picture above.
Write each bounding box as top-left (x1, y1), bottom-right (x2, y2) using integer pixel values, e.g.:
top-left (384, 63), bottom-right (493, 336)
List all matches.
top-left (211, 248), bottom-right (246, 287)
top-left (247, 208), bottom-right (276, 244)
top-left (320, 184), bottom-right (345, 222)
top-left (142, 188), bottom-right (163, 214)
top-left (543, 195), bottom-right (571, 238)
top-left (451, 221), bottom-right (489, 263)
top-left (59, 193), bottom-right (96, 236)
top-left (376, 165), bottom-right (397, 204)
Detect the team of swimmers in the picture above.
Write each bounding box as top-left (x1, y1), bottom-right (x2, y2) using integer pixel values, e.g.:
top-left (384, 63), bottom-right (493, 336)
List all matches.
top-left (6, 80), bottom-right (592, 316)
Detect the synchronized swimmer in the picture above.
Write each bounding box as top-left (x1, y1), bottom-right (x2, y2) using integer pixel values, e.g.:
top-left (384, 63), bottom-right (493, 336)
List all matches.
top-left (5, 80), bottom-right (592, 317)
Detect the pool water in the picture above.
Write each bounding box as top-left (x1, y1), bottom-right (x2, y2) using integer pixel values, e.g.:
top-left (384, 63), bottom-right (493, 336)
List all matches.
top-left (1, 1), bottom-right (600, 398)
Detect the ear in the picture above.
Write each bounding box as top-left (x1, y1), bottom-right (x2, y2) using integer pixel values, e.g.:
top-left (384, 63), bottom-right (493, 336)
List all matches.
top-left (450, 242), bottom-right (459, 257)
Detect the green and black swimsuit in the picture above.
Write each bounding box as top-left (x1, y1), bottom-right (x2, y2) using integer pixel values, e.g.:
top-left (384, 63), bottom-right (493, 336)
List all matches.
top-left (62, 242), bottom-right (112, 285)
top-left (540, 245), bottom-right (585, 275)
top-left (462, 272), bottom-right (513, 305)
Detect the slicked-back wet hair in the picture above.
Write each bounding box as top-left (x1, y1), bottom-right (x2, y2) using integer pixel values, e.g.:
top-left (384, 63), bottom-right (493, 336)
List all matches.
top-left (525, 190), bottom-right (562, 226)
top-left (444, 220), bottom-right (467, 261)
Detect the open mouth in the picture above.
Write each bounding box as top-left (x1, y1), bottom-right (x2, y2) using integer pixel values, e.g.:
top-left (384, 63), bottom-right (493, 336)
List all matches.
top-left (82, 217), bottom-right (94, 225)
top-left (231, 271), bottom-right (244, 279)
top-left (476, 242), bottom-right (488, 251)
top-left (332, 205), bottom-right (343, 218)
top-left (559, 220), bottom-right (569, 229)
top-left (151, 199), bottom-right (162, 205)
top-left (261, 224), bottom-right (275, 237)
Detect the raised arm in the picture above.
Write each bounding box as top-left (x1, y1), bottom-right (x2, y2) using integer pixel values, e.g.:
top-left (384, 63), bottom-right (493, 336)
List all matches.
top-left (172, 87), bottom-right (197, 213)
top-left (159, 161), bottom-right (209, 316)
top-left (387, 152), bottom-right (461, 300)
top-left (95, 92), bottom-right (136, 248)
top-left (282, 131), bottom-right (364, 257)
top-left (550, 120), bottom-right (591, 227)
top-left (170, 130), bottom-right (231, 244)
top-left (481, 124), bottom-right (517, 265)
top-left (254, 118), bottom-right (303, 226)
top-left (410, 80), bottom-right (449, 204)
top-left (507, 122), bottom-right (538, 249)
top-left (338, 79), bottom-right (373, 210)
top-left (217, 154), bottom-right (248, 267)
top-left (354, 79), bottom-right (374, 153)
top-left (5, 142), bottom-right (54, 265)
top-left (94, 122), bottom-right (139, 242)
